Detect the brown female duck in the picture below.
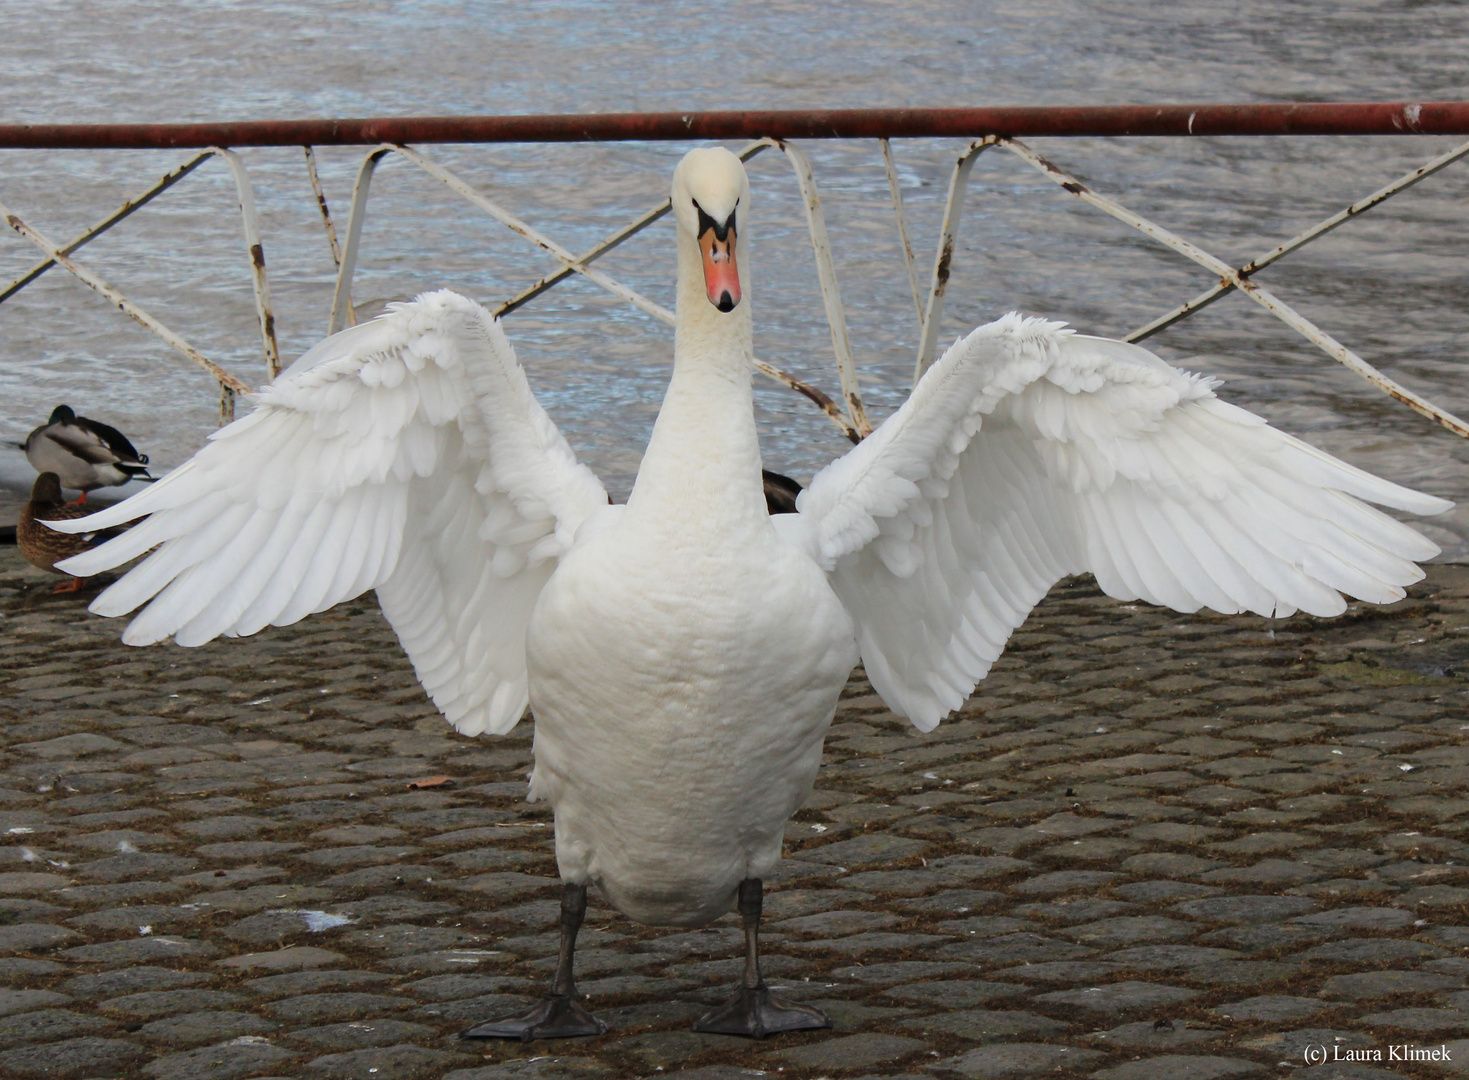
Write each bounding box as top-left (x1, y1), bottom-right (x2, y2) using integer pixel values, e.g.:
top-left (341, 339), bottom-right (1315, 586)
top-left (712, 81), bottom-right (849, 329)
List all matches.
top-left (18, 473), bottom-right (124, 593)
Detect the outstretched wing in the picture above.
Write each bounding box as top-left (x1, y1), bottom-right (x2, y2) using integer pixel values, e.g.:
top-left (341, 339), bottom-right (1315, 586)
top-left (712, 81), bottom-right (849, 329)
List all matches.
top-left (56, 290), bottom-right (608, 735)
top-left (791, 313), bottom-right (1452, 732)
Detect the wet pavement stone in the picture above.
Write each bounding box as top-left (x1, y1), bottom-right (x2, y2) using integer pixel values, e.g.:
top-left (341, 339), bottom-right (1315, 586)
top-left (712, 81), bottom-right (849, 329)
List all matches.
top-left (0, 1035), bottom-right (148, 1078)
top-left (770, 1031), bottom-right (927, 1069)
top-left (3, 550), bottom-right (1469, 1078)
top-left (140, 1040), bottom-right (299, 1080)
top-left (1091, 1055), bottom-right (1267, 1079)
top-left (930, 1042), bottom-right (1107, 1077)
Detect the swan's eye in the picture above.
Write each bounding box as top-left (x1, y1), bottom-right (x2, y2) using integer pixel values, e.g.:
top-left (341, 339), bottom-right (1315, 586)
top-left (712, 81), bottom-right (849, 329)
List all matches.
top-left (693, 200), bottom-right (736, 242)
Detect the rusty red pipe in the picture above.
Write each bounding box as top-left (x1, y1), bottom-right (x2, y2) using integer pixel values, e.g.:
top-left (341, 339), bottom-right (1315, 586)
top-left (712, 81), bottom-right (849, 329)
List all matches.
top-left (1, 103), bottom-right (1467, 149)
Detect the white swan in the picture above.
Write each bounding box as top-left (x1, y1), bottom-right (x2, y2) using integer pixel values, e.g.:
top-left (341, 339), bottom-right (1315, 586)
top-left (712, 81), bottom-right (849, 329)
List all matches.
top-left (56, 147), bottom-right (1451, 1039)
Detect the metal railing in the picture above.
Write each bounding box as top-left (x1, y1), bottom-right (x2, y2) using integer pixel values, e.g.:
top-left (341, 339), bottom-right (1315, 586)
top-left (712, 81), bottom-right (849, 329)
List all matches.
top-left (3, 103), bottom-right (1468, 439)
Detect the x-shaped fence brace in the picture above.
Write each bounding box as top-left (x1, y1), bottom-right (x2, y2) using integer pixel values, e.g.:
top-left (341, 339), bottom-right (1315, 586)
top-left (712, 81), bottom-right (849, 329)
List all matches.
top-left (0, 148), bottom-right (275, 424)
top-left (327, 138), bottom-right (871, 441)
top-left (3, 133), bottom-right (1468, 442)
top-left (909, 135), bottom-right (1469, 439)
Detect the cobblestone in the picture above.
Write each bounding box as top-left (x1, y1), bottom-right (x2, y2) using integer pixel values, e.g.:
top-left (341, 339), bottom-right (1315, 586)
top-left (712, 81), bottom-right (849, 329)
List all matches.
top-left (2, 550), bottom-right (1469, 1078)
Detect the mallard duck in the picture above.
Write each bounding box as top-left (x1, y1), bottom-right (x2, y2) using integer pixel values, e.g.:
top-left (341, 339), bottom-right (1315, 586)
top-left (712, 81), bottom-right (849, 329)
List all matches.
top-left (56, 148), bottom-right (1451, 1039)
top-left (21, 405), bottom-right (153, 501)
top-left (17, 473), bottom-right (123, 593)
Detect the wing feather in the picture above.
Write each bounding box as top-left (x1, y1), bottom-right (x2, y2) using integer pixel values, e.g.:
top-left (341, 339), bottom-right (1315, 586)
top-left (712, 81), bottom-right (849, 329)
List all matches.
top-left (231, 498), bottom-right (336, 635)
top-left (172, 511), bottom-right (293, 647)
top-left (276, 494), bottom-right (368, 626)
top-left (795, 313), bottom-right (1451, 731)
top-left (99, 503), bottom-right (258, 626)
top-left (56, 290), bottom-right (608, 736)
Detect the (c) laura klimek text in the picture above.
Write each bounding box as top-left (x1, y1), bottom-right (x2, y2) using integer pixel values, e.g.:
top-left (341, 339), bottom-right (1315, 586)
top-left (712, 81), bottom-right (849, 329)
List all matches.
top-left (1303, 1044), bottom-right (1452, 1065)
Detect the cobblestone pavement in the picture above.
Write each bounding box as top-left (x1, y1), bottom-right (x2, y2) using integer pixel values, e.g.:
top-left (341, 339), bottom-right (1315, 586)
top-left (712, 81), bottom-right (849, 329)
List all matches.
top-left (3, 544), bottom-right (1469, 1080)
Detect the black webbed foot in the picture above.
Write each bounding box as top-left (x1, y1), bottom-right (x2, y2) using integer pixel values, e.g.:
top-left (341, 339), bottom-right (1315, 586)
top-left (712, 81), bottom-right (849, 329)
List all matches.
top-left (690, 877), bottom-right (830, 1038)
top-left (692, 981), bottom-right (831, 1038)
top-left (460, 993), bottom-right (606, 1041)
top-left (461, 882), bottom-right (606, 1041)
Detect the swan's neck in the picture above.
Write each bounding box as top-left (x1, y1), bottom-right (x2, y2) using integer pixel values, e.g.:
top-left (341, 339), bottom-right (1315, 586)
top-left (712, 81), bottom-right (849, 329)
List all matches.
top-left (626, 228), bottom-right (764, 529)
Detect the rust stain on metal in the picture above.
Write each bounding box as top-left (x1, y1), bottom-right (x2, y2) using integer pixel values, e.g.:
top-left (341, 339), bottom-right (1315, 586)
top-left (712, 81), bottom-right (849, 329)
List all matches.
top-left (754, 361), bottom-right (860, 443)
top-left (913, 139), bottom-right (991, 385)
top-left (934, 238), bottom-right (955, 289)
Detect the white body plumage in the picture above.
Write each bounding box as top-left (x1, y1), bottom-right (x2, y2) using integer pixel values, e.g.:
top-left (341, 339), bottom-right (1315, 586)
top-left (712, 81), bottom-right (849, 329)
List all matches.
top-left (527, 501), bottom-right (855, 924)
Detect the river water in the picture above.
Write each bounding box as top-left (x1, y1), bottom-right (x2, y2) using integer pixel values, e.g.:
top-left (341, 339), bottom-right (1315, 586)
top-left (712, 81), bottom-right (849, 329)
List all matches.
top-left (3, 1), bottom-right (1468, 560)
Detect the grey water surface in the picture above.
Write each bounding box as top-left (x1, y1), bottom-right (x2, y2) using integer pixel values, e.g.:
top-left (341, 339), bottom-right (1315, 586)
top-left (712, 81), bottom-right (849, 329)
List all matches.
top-left (2, 0), bottom-right (1467, 558)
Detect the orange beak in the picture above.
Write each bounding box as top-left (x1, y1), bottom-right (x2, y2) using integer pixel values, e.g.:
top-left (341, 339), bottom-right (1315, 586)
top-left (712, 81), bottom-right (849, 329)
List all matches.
top-left (699, 223), bottom-right (740, 312)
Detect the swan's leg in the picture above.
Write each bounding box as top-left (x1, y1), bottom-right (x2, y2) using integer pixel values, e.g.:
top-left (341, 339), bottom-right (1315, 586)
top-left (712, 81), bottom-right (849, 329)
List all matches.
top-left (460, 881), bottom-right (606, 1041)
top-left (692, 878), bottom-right (831, 1038)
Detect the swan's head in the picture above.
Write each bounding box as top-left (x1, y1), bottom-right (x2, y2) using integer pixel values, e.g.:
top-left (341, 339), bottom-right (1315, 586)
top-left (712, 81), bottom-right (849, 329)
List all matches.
top-left (672, 147), bottom-right (748, 313)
